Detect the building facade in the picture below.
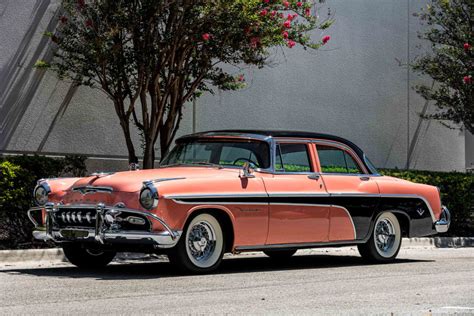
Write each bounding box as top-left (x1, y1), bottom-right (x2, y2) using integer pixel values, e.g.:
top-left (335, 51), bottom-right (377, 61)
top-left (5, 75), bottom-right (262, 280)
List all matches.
top-left (0, 0), bottom-right (472, 172)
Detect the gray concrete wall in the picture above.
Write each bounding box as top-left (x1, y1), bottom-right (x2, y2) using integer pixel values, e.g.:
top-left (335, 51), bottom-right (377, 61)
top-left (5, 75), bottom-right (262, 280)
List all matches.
top-left (0, 0), bottom-right (469, 172)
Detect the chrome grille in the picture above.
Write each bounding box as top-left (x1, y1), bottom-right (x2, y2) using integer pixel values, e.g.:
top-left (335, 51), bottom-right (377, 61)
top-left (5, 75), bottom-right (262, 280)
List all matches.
top-left (54, 208), bottom-right (97, 228)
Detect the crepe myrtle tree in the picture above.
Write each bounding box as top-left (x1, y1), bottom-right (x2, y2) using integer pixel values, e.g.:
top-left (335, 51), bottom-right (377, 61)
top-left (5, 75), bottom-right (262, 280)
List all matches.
top-left (36, 0), bottom-right (333, 169)
top-left (412, 0), bottom-right (473, 133)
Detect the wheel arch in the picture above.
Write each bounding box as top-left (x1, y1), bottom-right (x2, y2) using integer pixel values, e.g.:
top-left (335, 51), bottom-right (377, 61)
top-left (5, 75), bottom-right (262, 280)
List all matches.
top-left (389, 210), bottom-right (411, 237)
top-left (184, 205), bottom-right (235, 253)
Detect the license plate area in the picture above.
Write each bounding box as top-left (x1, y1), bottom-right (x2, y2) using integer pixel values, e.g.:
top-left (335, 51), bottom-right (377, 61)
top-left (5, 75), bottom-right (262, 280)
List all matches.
top-left (60, 229), bottom-right (90, 239)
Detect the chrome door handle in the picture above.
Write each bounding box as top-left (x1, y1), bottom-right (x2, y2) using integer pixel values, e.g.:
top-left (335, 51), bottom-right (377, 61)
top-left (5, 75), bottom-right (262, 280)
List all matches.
top-left (360, 176), bottom-right (370, 181)
top-left (308, 173), bottom-right (320, 180)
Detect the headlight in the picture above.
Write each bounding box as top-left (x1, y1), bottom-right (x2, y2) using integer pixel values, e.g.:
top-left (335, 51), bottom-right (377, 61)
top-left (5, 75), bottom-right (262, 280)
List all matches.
top-left (139, 181), bottom-right (158, 210)
top-left (33, 181), bottom-right (50, 206)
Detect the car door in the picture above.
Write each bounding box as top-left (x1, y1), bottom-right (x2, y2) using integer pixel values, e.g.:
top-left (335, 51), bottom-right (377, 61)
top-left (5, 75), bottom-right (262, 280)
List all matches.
top-left (314, 142), bottom-right (380, 241)
top-left (263, 141), bottom-right (330, 245)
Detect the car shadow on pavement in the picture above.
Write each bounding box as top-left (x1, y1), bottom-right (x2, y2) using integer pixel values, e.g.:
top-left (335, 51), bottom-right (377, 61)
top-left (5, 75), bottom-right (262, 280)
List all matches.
top-left (0, 253), bottom-right (432, 280)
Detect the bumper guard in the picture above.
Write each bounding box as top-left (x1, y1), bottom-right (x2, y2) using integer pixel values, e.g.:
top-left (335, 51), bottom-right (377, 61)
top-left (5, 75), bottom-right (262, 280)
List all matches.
top-left (434, 205), bottom-right (451, 233)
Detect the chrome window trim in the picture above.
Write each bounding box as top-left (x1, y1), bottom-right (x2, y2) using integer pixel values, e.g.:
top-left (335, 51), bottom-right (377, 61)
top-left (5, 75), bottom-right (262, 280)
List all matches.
top-left (312, 140), bottom-right (369, 175)
top-left (272, 140), bottom-right (314, 174)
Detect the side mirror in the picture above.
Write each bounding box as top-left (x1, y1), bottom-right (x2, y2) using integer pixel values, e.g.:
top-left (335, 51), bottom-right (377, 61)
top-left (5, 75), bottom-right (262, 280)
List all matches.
top-left (240, 162), bottom-right (255, 178)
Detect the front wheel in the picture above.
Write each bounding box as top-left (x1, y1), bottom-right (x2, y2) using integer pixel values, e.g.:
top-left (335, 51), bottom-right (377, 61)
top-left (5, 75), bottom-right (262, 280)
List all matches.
top-left (168, 213), bottom-right (225, 274)
top-left (62, 243), bottom-right (116, 268)
top-left (358, 212), bottom-right (402, 263)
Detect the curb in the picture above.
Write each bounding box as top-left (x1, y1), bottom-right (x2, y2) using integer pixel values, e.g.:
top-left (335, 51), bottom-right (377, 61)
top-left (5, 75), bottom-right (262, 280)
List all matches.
top-left (402, 237), bottom-right (474, 248)
top-left (0, 237), bottom-right (472, 264)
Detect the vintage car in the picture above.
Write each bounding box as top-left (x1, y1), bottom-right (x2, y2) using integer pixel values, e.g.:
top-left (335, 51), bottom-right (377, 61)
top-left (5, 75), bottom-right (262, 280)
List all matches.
top-left (28, 130), bottom-right (450, 273)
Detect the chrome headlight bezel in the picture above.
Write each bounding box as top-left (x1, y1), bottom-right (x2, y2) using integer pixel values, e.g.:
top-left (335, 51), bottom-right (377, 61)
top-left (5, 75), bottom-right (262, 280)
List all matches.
top-left (139, 181), bottom-right (158, 210)
top-left (33, 180), bottom-right (51, 206)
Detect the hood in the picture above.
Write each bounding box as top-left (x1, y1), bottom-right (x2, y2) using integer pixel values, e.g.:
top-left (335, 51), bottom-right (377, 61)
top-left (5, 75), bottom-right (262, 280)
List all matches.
top-left (70, 167), bottom-right (241, 193)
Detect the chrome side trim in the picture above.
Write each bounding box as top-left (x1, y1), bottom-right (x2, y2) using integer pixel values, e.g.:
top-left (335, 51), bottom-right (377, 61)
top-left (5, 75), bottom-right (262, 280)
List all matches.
top-left (165, 193), bottom-right (269, 199)
top-left (269, 193), bottom-right (330, 197)
top-left (270, 203), bottom-right (330, 207)
top-left (172, 200), bottom-right (269, 205)
top-left (166, 193), bottom-right (437, 222)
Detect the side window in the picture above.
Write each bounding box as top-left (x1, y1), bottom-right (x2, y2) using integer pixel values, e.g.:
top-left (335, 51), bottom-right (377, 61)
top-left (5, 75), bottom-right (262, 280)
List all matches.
top-left (316, 145), bottom-right (363, 174)
top-left (275, 143), bottom-right (312, 172)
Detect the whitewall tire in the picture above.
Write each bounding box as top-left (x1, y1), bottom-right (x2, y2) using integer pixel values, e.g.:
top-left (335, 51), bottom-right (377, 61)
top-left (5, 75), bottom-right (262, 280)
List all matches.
top-left (168, 213), bottom-right (225, 273)
top-left (358, 212), bottom-right (402, 262)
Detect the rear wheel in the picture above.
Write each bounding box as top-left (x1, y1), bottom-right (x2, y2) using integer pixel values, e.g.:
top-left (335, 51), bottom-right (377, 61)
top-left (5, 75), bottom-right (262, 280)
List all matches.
top-left (168, 213), bottom-right (225, 274)
top-left (263, 249), bottom-right (297, 259)
top-left (358, 212), bottom-right (402, 263)
top-left (62, 243), bottom-right (116, 268)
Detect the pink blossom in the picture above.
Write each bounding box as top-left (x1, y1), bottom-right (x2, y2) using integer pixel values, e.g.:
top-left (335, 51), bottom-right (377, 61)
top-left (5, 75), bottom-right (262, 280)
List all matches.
top-left (322, 35), bottom-right (331, 44)
top-left (297, 2), bottom-right (303, 7)
top-left (287, 40), bottom-right (296, 48)
top-left (263, 0), bottom-right (270, 3)
top-left (305, 8), bottom-right (311, 16)
top-left (202, 33), bottom-right (211, 41)
top-left (283, 1), bottom-right (290, 8)
top-left (464, 75), bottom-right (472, 84)
top-left (282, 31), bottom-right (289, 39)
top-left (287, 14), bottom-right (294, 21)
top-left (283, 20), bottom-right (291, 28)
top-left (238, 74), bottom-right (245, 82)
top-left (270, 10), bottom-right (277, 18)
top-left (464, 43), bottom-right (471, 51)
top-left (260, 9), bottom-right (268, 16)
top-left (59, 16), bottom-right (68, 24)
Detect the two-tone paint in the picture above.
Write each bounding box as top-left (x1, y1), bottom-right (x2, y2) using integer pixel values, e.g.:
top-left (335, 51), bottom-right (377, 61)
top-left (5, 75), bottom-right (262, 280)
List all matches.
top-left (28, 130), bottom-right (450, 253)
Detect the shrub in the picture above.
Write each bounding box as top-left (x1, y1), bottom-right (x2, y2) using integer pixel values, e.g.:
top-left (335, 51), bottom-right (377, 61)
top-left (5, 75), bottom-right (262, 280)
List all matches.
top-left (381, 169), bottom-right (474, 237)
top-left (0, 155), bottom-right (87, 249)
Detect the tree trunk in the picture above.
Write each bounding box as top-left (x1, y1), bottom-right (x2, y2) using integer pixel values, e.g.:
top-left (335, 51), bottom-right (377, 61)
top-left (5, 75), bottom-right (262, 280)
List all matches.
top-left (142, 138), bottom-right (155, 169)
top-left (119, 119), bottom-right (138, 166)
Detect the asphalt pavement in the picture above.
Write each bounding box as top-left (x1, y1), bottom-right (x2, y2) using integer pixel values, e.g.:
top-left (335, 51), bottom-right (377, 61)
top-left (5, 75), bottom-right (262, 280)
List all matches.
top-left (0, 246), bottom-right (473, 315)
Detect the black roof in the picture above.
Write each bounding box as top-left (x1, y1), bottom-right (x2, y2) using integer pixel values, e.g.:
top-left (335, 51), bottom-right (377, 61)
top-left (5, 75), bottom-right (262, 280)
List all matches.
top-left (178, 129), bottom-right (365, 157)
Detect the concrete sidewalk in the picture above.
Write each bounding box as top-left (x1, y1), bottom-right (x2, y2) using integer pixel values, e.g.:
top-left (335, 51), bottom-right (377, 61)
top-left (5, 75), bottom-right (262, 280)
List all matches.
top-left (0, 237), bottom-right (472, 265)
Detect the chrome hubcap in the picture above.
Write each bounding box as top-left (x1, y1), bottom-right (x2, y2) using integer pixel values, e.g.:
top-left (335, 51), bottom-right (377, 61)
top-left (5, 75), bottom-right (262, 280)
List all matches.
top-left (187, 221), bottom-right (216, 262)
top-left (375, 218), bottom-right (395, 253)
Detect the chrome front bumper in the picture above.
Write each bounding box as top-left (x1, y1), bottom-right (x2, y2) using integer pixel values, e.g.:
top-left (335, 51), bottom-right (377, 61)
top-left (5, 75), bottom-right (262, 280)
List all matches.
top-left (434, 205), bottom-right (451, 233)
top-left (28, 203), bottom-right (181, 249)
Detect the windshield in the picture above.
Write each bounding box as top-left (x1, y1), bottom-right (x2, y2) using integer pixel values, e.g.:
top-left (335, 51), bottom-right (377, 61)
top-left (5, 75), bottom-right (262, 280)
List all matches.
top-left (161, 139), bottom-right (271, 169)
